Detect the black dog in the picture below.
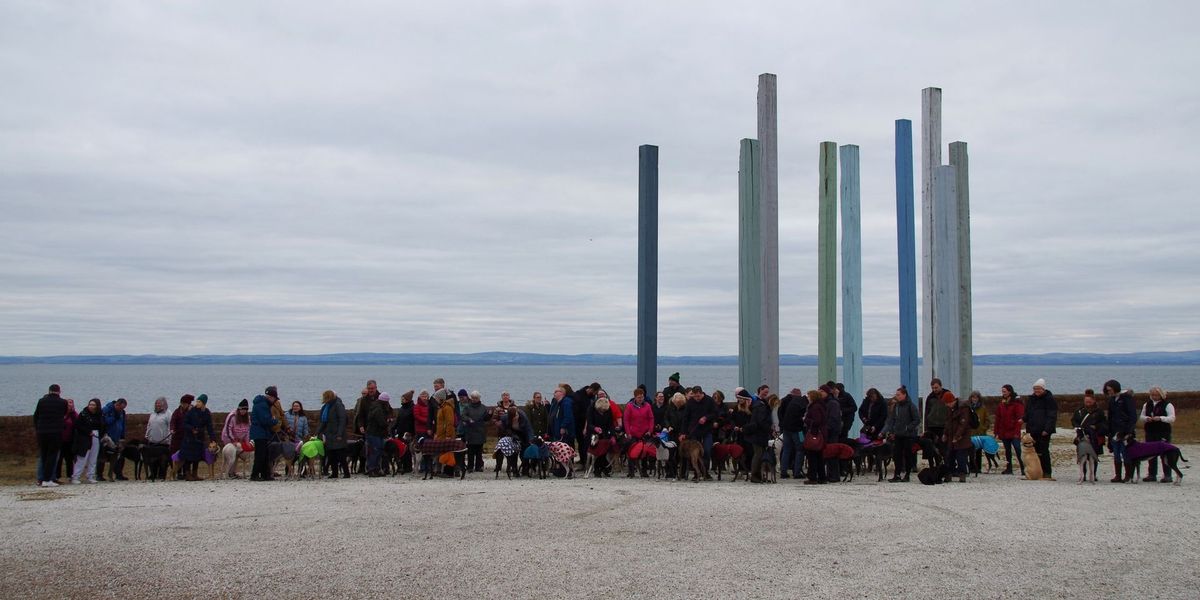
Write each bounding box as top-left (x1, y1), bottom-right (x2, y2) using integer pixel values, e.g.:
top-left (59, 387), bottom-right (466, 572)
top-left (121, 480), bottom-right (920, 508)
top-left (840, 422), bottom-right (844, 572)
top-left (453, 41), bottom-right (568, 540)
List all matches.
top-left (116, 439), bottom-right (146, 480)
top-left (493, 436), bottom-right (521, 480)
top-left (141, 443), bottom-right (171, 482)
top-left (1124, 440), bottom-right (1188, 485)
top-left (345, 438), bottom-right (366, 475)
top-left (915, 436), bottom-right (944, 470)
top-left (855, 440), bottom-right (893, 482)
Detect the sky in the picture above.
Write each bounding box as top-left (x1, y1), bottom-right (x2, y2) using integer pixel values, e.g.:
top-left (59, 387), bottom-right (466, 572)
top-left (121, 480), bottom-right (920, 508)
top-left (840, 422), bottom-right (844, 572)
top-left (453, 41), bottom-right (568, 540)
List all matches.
top-left (1, 2), bottom-right (1198, 357)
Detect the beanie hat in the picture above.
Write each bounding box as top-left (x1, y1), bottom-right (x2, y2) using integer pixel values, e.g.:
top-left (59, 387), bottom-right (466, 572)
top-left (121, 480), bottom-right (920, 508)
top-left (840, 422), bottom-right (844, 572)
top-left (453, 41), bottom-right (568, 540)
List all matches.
top-left (238, 399), bottom-right (249, 409)
top-left (820, 385), bottom-right (835, 396)
top-left (401, 390), bottom-right (414, 403)
top-left (457, 388), bottom-right (469, 398)
top-left (195, 394), bottom-right (208, 405)
top-left (735, 387), bottom-right (751, 399)
top-left (265, 385), bottom-right (278, 397)
top-left (1033, 378), bottom-right (1046, 389)
top-left (379, 392), bottom-right (391, 404)
top-left (669, 372), bottom-right (680, 383)
top-left (180, 394), bottom-right (194, 404)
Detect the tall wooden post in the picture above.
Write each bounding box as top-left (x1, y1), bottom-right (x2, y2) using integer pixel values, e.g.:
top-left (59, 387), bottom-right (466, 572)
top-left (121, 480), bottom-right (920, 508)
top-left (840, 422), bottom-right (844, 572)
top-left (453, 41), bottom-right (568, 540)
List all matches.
top-left (895, 120), bottom-right (919, 399)
top-left (949, 141), bottom-right (973, 396)
top-left (931, 165), bottom-right (961, 396)
top-left (818, 141), bottom-right (838, 384)
top-left (839, 144), bottom-right (863, 435)
top-left (921, 87), bottom-right (942, 388)
top-left (637, 145), bottom-right (659, 393)
top-left (757, 74), bottom-right (779, 394)
top-left (738, 139), bottom-right (763, 390)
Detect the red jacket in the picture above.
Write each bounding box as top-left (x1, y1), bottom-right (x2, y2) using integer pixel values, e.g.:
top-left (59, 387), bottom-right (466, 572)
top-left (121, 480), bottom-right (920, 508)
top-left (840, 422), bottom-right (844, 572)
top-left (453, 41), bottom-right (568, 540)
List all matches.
top-left (994, 399), bottom-right (1025, 440)
top-left (412, 401), bottom-right (430, 436)
top-left (624, 400), bottom-right (655, 439)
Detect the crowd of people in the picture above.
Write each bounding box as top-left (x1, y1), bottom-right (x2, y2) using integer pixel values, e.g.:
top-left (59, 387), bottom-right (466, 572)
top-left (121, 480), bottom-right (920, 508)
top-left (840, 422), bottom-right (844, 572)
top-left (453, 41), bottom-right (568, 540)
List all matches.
top-left (29, 373), bottom-right (1180, 487)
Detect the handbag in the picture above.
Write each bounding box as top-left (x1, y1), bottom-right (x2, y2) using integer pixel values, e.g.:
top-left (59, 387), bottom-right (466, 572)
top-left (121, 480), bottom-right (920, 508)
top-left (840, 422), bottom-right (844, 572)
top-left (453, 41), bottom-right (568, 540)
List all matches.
top-left (803, 430), bottom-right (826, 452)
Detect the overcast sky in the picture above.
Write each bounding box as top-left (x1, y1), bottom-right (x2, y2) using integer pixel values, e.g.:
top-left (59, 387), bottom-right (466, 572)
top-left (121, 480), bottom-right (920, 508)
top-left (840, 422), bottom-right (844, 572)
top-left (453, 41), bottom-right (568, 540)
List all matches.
top-left (1, 2), bottom-right (1197, 357)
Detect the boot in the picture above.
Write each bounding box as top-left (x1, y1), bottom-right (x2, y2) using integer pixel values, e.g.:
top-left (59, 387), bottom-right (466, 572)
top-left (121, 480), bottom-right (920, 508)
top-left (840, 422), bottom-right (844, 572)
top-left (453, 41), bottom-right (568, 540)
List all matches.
top-left (1110, 459), bottom-right (1123, 483)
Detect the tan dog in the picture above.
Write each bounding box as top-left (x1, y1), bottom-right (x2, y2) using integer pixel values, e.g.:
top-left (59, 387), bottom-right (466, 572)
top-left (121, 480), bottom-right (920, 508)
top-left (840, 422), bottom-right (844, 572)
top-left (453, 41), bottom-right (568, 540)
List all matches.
top-left (1020, 433), bottom-right (1045, 480)
top-left (677, 438), bottom-right (708, 481)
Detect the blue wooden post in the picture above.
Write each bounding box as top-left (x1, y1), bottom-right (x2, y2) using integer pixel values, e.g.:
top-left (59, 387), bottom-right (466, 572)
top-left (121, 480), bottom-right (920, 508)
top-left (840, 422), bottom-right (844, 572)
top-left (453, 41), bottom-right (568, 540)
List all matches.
top-left (738, 139), bottom-right (763, 389)
top-left (637, 145), bottom-right (658, 392)
top-left (817, 141), bottom-right (838, 384)
top-left (895, 120), bottom-right (919, 399)
top-left (839, 144), bottom-right (863, 437)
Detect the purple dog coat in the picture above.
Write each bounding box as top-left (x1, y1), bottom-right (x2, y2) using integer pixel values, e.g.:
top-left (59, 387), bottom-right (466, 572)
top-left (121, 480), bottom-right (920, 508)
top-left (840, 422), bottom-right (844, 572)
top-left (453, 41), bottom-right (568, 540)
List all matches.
top-left (1126, 440), bottom-right (1177, 461)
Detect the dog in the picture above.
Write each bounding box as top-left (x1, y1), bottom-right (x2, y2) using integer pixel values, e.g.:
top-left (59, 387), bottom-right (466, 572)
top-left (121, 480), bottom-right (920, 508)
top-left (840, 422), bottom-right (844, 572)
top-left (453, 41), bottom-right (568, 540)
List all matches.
top-left (296, 437), bottom-right (325, 480)
top-left (584, 434), bottom-right (618, 478)
top-left (655, 437), bottom-right (676, 480)
top-left (625, 434), bottom-right (657, 478)
top-left (677, 438), bottom-right (708, 482)
top-left (1124, 439), bottom-right (1188, 486)
top-left (546, 441), bottom-right (577, 479)
top-left (822, 442), bottom-right (856, 483)
top-left (915, 435), bottom-right (944, 470)
top-left (1020, 433), bottom-right (1046, 481)
top-left (522, 437), bottom-right (550, 479)
top-left (1072, 429), bottom-right (1099, 485)
top-left (917, 464), bottom-right (950, 485)
top-left (414, 437), bottom-right (469, 480)
top-left (345, 438), bottom-right (367, 475)
top-left (494, 436), bottom-right (521, 479)
top-left (204, 441), bottom-right (220, 480)
top-left (112, 439), bottom-right (146, 480)
top-left (711, 440), bottom-right (744, 481)
top-left (761, 434), bottom-right (780, 483)
top-left (856, 439), bottom-right (893, 482)
top-left (217, 441), bottom-right (254, 480)
top-left (141, 443), bottom-right (171, 482)
top-left (970, 435), bottom-right (1001, 474)
top-left (382, 437), bottom-right (409, 476)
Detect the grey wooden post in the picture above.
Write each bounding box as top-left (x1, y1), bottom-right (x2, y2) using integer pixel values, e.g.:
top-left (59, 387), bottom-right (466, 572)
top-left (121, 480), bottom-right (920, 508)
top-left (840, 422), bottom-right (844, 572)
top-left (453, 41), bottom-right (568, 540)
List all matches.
top-left (637, 144), bottom-right (659, 393)
top-left (757, 74), bottom-right (780, 395)
top-left (931, 165), bottom-right (961, 396)
top-left (818, 141), bottom-right (838, 384)
top-left (739, 139), bottom-right (763, 390)
top-left (949, 141), bottom-right (973, 396)
top-left (921, 87), bottom-right (942, 387)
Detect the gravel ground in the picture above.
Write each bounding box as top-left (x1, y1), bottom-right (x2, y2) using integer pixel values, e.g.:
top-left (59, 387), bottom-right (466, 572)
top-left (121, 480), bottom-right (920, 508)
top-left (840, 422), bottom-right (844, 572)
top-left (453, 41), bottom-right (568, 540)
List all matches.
top-left (2, 444), bottom-right (1197, 600)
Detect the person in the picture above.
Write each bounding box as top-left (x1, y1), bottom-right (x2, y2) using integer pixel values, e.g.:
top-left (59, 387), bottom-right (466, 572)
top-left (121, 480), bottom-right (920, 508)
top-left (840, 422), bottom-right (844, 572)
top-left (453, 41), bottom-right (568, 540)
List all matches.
top-left (623, 387), bottom-right (655, 477)
top-left (99, 398), bottom-right (128, 480)
top-left (880, 386), bottom-right (920, 483)
top-left (823, 385), bottom-right (842, 451)
top-left (572, 383), bottom-right (600, 468)
top-left (169, 395), bottom-right (194, 479)
top-left (71, 399), bottom-right (105, 484)
top-left (499, 405), bottom-right (534, 474)
top-left (857, 388), bottom-right (888, 440)
top-left (779, 388), bottom-right (807, 479)
top-left (549, 386), bottom-right (575, 446)
top-left (746, 393), bottom-right (775, 484)
top-left (651, 391), bottom-right (667, 429)
top-left (56, 398), bottom-right (77, 483)
top-left (317, 390), bottom-right (350, 479)
top-left (266, 387), bottom-right (295, 476)
top-left (730, 389), bottom-right (754, 473)
top-left (180, 394), bottom-right (215, 481)
top-left (924, 379), bottom-right (952, 450)
top-left (597, 389), bottom-right (623, 430)
top-left (434, 391), bottom-right (458, 476)
top-left (802, 389), bottom-right (828, 484)
top-left (586, 396), bottom-right (616, 477)
top-left (221, 399), bottom-right (252, 478)
top-left (461, 390), bottom-right (490, 472)
top-left (391, 391), bottom-right (416, 473)
top-left (1071, 389), bottom-right (1108, 482)
top-left (966, 391), bottom-right (990, 475)
top-left (1104, 379), bottom-right (1136, 483)
top-left (994, 385), bottom-right (1025, 475)
top-left (368, 393), bottom-right (393, 476)
top-left (833, 382), bottom-right (857, 441)
top-left (413, 390), bottom-right (432, 438)
top-left (356, 379), bottom-right (380, 430)
top-left (662, 373), bottom-right (686, 411)
top-left (287, 401), bottom-right (310, 442)
top-left (683, 386), bottom-right (719, 472)
top-left (1025, 378), bottom-right (1058, 480)
top-left (944, 395), bottom-right (973, 482)
top-left (250, 387), bottom-right (279, 481)
top-left (525, 391), bottom-right (549, 439)
top-left (1139, 386), bottom-right (1176, 482)
top-left (33, 384), bottom-right (68, 487)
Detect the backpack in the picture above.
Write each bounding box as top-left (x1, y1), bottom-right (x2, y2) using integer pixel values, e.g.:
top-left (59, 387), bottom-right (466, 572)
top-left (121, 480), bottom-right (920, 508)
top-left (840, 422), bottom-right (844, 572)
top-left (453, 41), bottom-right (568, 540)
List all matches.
top-left (969, 407), bottom-right (981, 430)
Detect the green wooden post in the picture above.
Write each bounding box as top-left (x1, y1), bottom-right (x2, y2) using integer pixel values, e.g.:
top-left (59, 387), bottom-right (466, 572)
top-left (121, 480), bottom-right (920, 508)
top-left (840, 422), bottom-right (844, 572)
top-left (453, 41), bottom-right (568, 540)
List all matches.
top-left (739, 139), bottom-right (763, 389)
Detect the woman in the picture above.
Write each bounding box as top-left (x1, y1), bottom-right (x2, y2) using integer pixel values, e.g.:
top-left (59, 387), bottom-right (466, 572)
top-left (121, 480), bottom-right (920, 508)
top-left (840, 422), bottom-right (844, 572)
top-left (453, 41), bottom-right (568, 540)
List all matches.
top-left (221, 399), bottom-right (252, 478)
top-left (944, 396), bottom-right (973, 482)
top-left (730, 389), bottom-right (754, 473)
top-left (586, 397), bottom-right (615, 477)
top-left (802, 389), bottom-right (827, 484)
top-left (623, 387), bottom-right (655, 477)
top-left (745, 393), bottom-right (775, 484)
top-left (857, 388), bottom-right (888, 439)
top-left (525, 392), bottom-right (549, 439)
top-left (287, 401), bottom-right (310, 442)
top-left (880, 386), bottom-right (920, 482)
top-left (412, 390), bottom-right (432, 438)
top-left (993, 384), bottom-right (1025, 475)
top-left (435, 391), bottom-right (458, 475)
top-left (461, 390), bottom-right (490, 472)
top-left (71, 399), bottom-right (104, 484)
top-left (180, 394), bottom-right (215, 481)
top-left (317, 390), bottom-right (350, 479)
top-left (651, 391), bottom-right (667, 430)
top-left (56, 398), bottom-right (77, 483)
top-left (966, 390), bottom-right (990, 474)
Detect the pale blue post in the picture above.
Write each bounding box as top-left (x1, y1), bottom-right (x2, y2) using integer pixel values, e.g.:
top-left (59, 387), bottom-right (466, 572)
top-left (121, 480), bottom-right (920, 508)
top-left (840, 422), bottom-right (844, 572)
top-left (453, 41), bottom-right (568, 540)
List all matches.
top-left (637, 145), bottom-right (658, 392)
top-left (738, 139), bottom-right (763, 389)
top-left (895, 120), bottom-right (919, 399)
top-left (932, 165), bottom-right (961, 396)
top-left (839, 144), bottom-right (863, 437)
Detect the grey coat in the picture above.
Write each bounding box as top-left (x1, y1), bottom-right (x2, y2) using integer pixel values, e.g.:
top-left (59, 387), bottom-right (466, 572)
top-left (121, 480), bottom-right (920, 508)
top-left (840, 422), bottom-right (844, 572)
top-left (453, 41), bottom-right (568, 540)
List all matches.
top-left (881, 398), bottom-right (921, 438)
top-left (460, 402), bottom-right (490, 446)
top-left (318, 398), bottom-right (349, 450)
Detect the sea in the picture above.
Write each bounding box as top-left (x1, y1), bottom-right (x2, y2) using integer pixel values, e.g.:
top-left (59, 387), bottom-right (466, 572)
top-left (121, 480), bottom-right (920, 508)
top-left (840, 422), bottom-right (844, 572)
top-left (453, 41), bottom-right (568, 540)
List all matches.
top-left (3, 364), bottom-right (1197, 415)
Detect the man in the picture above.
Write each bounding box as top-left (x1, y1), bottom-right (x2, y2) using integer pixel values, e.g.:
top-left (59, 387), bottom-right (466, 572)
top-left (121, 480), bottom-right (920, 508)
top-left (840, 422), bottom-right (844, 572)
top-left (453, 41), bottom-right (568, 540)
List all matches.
top-left (778, 388), bottom-right (807, 479)
top-left (169, 395), bottom-right (194, 479)
top-left (390, 390), bottom-right (416, 473)
top-left (1104, 379), bottom-right (1136, 483)
top-left (33, 384), bottom-right (68, 487)
top-left (944, 395), bottom-right (973, 482)
top-left (833, 382), bottom-right (857, 441)
top-left (549, 386), bottom-right (575, 446)
top-left (100, 398), bottom-right (128, 480)
top-left (924, 379), bottom-right (951, 447)
top-left (1071, 390), bottom-right (1107, 482)
top-left (250, 386), bottom-right (280, 481)
top-left (365, 392), bottom-right (392, 477)
top-left (1025, 378), bottom-right (1058, 480)
top-left (354, 379), bottom-right (380, 436)
top-left (572, 383), bottom-right (600, 468)
top-left (1140, 386), bottom-right (1176, 482)
top-left (662, 373), bottom-right (686, 411)
top-left (144, 396), bottom-right (172, 480)
top-left (746, 392), bottom-right (773, 483)
top-left (525, 391), bottom-right (549, 438)
top-left (682, 385), bottom-right (718, 474)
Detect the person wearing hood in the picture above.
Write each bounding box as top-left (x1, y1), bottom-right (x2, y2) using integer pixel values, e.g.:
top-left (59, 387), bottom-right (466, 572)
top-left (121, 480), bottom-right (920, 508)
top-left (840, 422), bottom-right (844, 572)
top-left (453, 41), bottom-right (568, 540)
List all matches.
top-left (525, 391), bottom-right (549, 438)
top-left (1140, 386), bottom-right (1176, 482)
top-left (779, 388), bottom-right (807, 479)
top-left (461, 390), bottom-right (490, 472)
top-left (220, 399), bottom-right (252, 479)
top-left (71, 398), bottom-right (105, 484)
top-left (365, 392), bottom-right (393, 477)
top-left (33, 384), bottom-right (68, 487)
top-left (100, 398), bottom-right (128, 480)
top-left (180, 394), bottom-right (215, 481)
top-left (944, 395), bottom-right (974, 482)
top-left (1025, 378), bottom-right (1057, 480)
top-left (250, 387), bottom-right (280, 481)
top-left (317, 390), bottom-right (350, 479)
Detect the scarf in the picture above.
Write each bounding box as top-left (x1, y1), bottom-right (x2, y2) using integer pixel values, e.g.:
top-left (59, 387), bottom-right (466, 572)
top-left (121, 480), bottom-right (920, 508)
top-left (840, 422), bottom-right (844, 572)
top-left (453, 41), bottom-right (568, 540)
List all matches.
top-left (320, 402), bottom-right (331, 424)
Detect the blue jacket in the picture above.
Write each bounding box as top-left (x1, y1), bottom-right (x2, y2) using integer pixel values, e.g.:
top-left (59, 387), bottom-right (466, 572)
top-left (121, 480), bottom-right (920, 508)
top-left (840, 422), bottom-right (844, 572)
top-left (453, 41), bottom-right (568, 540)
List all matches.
top-left (249, 395), bottom-right (278, 440)
top-left (550, 396), bottom-right (575, 441)
top-left (102, 401), bottom-right (126, 441)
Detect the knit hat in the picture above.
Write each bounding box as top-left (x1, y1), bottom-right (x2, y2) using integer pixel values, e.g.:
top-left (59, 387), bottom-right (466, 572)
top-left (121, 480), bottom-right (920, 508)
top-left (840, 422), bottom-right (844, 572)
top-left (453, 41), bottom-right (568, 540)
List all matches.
top-left (379, 392), bottom-right (392, 404)
top-left (401, 390), bottom-right (414, 403)
top-left (195, 394), bottom-right (208, 405)
top-left (669, 373), bottom-right (680, 383)
top-left (735, 387), bottom-right (751, 399)
top-left (238, 399), bottom-right (249, 409)
top-left (180, 394), bottom-right (194, 404)
top-left (1033, 378), bottom-right (1046, 389)
top-left (457, 388), bottom-right (469, 399)
top-left (819, 385), bottom-right (835, 396)
top-left (265, 385), bottom-right (278, 397)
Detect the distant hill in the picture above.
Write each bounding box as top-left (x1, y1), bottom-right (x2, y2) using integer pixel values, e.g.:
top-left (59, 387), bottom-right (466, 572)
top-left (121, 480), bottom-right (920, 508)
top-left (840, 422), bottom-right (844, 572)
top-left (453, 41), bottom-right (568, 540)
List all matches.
top-left (0, 350), bottom-right (1197, 366)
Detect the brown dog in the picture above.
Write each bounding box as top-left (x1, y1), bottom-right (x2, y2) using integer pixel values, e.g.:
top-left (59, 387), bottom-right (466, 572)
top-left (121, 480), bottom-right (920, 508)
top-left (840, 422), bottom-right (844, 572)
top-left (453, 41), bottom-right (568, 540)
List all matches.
top-left (1020, 433), bottom-right (1045, 481)
top-left (677, 439), bottom-right (708, 481)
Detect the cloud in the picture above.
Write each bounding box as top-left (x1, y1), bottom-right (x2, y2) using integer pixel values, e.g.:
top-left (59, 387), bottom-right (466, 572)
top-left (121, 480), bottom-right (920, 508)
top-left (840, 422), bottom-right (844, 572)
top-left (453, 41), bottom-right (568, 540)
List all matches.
top-left (1, 2), bottom-right (1198, 356)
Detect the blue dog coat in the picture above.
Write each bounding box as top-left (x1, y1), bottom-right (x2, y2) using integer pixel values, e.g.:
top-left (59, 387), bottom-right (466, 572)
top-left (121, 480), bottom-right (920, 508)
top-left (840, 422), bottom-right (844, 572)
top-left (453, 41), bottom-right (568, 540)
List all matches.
top-left (971, 435), bottom-right (999, 454)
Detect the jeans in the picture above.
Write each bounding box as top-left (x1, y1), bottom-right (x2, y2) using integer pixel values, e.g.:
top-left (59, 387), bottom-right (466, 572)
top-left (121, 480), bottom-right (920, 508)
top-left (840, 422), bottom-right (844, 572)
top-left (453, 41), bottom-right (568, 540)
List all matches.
top-left (701, 432), bottom-right (713, 469)
top-left (780, 431), bottom-right (805, 477)
top-left (37, 432), bottom-right (59, 483)
top-left (366, 435), bottom-right (384, 473)
top-left (1002, 437), bottom-right (1024, 473)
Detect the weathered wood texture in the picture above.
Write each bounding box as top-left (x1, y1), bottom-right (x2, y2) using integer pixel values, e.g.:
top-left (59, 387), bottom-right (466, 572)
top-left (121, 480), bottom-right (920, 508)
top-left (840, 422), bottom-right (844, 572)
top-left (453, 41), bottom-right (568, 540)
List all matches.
top-left (756, 74), bottom-right (780, 394)
top-left (949, 141), bottom-right (973, 396)
top-left (921, 87), bottom-right (942, 389)
top-left (739, 139), bottom-right (763, 390)
top-left (839, 144), bottom-right (863, 435)
top-left (932, 165), bottom-right (961, 396)
top-left (895, 120), bottom-right (919, 398)
top-left (637, 144), bottom-right (659, 392)
top-left (818, 141), bottom-right (838, 384)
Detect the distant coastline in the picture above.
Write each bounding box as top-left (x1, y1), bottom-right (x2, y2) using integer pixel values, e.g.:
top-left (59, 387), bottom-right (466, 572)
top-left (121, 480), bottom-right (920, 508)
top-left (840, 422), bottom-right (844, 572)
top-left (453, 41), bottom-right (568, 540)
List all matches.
top-left (1, 350), bottom-right (1197, 366)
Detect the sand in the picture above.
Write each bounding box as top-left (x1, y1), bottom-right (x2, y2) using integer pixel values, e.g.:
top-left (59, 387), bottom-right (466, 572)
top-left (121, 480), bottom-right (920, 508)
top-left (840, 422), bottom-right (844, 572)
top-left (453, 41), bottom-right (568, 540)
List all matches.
top-left (2, 445), bottom-right (1197, 600)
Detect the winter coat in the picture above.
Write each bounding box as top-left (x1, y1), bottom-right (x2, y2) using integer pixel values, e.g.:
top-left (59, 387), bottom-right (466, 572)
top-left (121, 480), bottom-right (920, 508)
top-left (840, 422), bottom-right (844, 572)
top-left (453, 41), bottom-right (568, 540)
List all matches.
top-left (525, 401), bottom-right (549, 437)
top-left (587, 407), bottom-right (614, 436)
top-left (221, 412), bottom-right (251, 446)
top-left (969, 403), bottom-right (991, 437)
top-left (651, 401), bottom-right (666, 429)
top-left (169, 406), bottom-right (188, 453)
top-left (683, 396), bottom-right (719, 438)
top-left (392, 402), bottom-right (415, 438)
top-left (571, 389), bottom-right (592, 435)
top-left (353, 394), bottom-right (377, 435)
top-left (1072, 407), bottom-right (1108, 455)
top-left (317, 397), bottom-right (348, 450)
top-left (825, 398), bottom-right (842, 440)
top-left (837, 392), bottom-right (857, 432)
top-left (365, 401), bottom-right (391, 438)
top-left (180, 406), bottom-right (214, 462)
top-left (460, 402), bottom-right (490, 445)
top-left (550, 396), bottom-right (575, 441)
top-left (662, 383), bottom-right (687, 406)
top-left (803, 397), bottom-right (827, 441)
top-left (435, 402), bottom-right (457, 439)
top-left (944, 401), bottom-right (974, 450)
top-left (781, 394), bottom-right (808, 433)
top-left (924, 390), bottom-right (951, 429)
top-left (499, 410), bottom-right (534, 444)
top-left (287, 411), bottom-right (311, 440)
top-left (663, 402), bottom-right (686, 436)
top-left (1107, 391), bottom-right (1136, 438)
top-left (858, 398), bottom-right (888, 435)
top-left (1025, 390), bottom-right (1058, 436)
top-left (249, 395), bottom-right (278, 440)
top-left (145, 409), bottom-right (171, 445)
top-left (881, 397), bottom-right (920, 438)
top-left (624, 400), bottom-right (655, 439)
top-left (73, 409), bottom-right (105, 457)
top-left (994, 399), bottom-right (1025, 440)
top-left (744, 400), bottom-right (773, 446)
top-left (62, 409), bottom-right (78, 444)
top-left (33, 393), bottom-right (68, 436)
top-left (102, 401), bottom-right (126, 442)
top-left (412, 400), bottom-right (432, 436)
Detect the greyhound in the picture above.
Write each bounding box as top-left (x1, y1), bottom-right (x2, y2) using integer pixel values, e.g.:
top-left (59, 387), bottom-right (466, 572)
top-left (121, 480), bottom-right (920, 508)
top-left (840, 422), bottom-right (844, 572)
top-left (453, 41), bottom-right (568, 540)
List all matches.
top-left (1074, 428), bottom-right (1099, 484)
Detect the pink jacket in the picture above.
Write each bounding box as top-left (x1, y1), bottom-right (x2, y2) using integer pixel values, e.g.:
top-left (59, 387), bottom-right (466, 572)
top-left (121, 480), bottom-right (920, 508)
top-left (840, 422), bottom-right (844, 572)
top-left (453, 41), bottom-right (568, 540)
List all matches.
top-left (624, 400), bottom-right (655, 439)
top-left (222, 412), bottom-right (251, 445)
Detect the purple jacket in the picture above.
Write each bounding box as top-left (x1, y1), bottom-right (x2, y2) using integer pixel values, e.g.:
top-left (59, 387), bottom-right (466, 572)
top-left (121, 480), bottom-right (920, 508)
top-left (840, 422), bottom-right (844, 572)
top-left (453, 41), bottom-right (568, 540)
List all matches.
top-left (1126, 440), bottom-right (1177, 461)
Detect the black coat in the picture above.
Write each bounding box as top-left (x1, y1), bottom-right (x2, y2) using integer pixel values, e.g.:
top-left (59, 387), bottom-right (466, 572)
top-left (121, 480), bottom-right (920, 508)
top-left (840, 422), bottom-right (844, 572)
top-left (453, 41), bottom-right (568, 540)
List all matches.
top-left (392, 402), bottom-right (415, 437)
top-left (744, 402), bottom-right (773, 446)
top-left (73, 409), bottom-right (105, 456)
top-left (1025, 390), bottom-right (1058, 436)
top-left (780, 394), bottom-right (808, 432)
top-left (571, 389), bottom-right (592, 435)
top-left (858, 398), bottom-right (888, 435)
top-left (33, 393), bottom-right (68, 435)
top-left (683, 396), bottom-right (718, 438)
top-left (837, 392), bottom-right (858, 430)
top-left (1107, 391), bottom-right (1137, 437)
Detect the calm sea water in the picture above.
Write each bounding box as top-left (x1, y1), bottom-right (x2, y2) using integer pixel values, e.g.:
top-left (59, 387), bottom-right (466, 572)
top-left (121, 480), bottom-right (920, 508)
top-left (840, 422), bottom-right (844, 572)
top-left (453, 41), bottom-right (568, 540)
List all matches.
top-left (2, 364), bottom-right (1197, 415)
